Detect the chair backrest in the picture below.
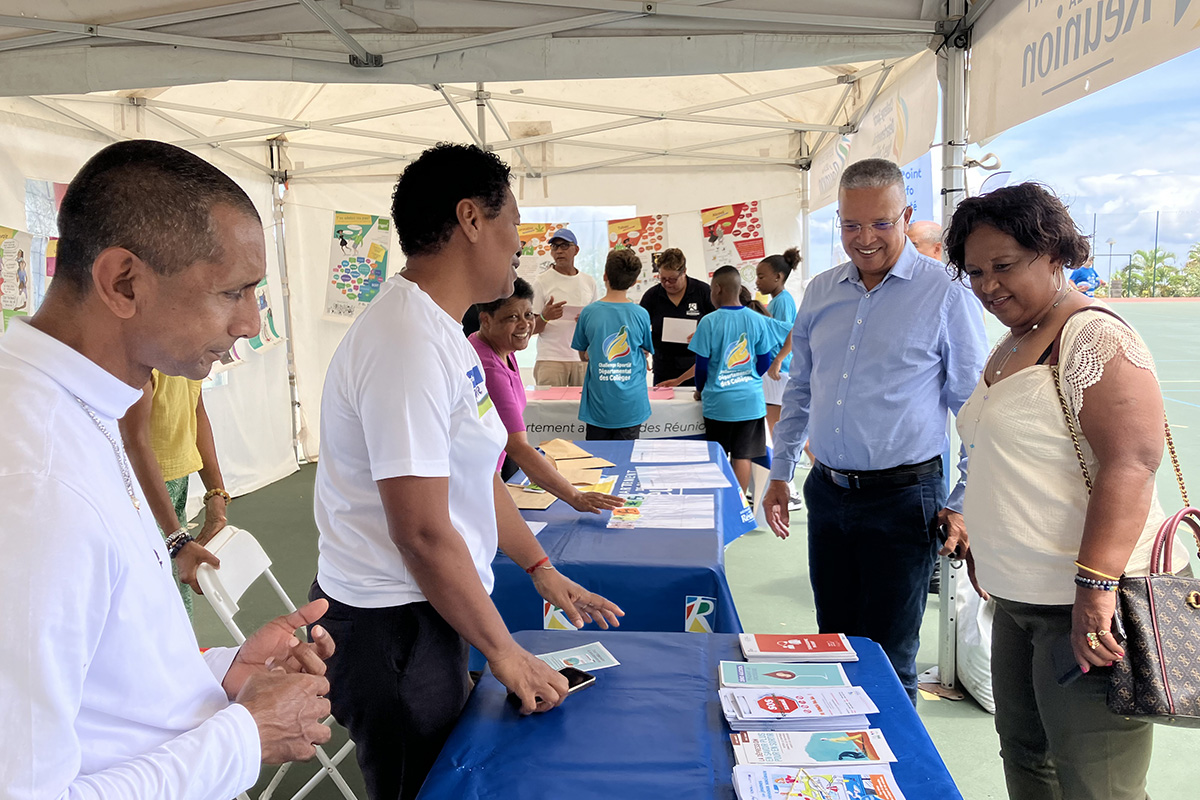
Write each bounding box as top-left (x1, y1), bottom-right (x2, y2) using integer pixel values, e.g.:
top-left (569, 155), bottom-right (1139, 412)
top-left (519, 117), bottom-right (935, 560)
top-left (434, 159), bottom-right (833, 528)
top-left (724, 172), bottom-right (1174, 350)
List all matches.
top-left (197, 525), bottom-right (295, 644)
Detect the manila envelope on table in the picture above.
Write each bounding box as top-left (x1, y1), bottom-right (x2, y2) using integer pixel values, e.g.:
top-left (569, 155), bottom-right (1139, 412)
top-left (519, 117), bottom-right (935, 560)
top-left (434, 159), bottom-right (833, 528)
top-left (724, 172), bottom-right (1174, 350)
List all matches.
top-left (558, 466), bottom-right (605, 486)
top-left (546, 455), bottom-right (615, 470)
top-left (540, 438), bottom-right (593, 461)
top-left (505, 483), bottom-right (558, 511)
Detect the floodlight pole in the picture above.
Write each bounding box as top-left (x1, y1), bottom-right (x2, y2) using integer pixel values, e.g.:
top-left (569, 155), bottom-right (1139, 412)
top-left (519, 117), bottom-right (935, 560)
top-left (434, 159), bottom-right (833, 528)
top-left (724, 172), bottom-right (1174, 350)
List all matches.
top-left (937, 0), bottom-right (970, 693)
top-left (268, 138), bottom-right (308, 465)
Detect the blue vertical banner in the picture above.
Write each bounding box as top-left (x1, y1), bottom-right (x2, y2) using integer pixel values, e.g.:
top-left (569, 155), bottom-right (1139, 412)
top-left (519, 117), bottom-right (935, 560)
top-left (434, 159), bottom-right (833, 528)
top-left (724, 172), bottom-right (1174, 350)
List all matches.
top-left (902, 152), bottom-right (935, 222)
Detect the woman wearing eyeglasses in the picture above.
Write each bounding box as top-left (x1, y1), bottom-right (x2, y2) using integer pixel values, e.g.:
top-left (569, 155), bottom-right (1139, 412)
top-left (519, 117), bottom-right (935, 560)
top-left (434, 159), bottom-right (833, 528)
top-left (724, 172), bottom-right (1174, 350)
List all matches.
top-left (946, 183), bottom-right (1190, 800)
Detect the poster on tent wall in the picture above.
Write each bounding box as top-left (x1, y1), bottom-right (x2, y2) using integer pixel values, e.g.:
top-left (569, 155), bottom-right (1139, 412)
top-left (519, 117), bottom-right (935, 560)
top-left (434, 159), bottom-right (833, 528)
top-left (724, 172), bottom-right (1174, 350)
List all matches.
top-left (517, 222), bottom-right (569, 282)
top-left (700, 201), bottom-right (766, 283)
top-left (248, 276), bottom-right (282, 351)
top-left (0, 227), bottom-right (33, 334)
top-left (325, 211), bottom-right (390, 321)
top-left (607, 215), bottom-right (667, 301)
top-left (970, 1), bottom-right (1200, 141)
top-left (809, 51), bottom-right (938, 211)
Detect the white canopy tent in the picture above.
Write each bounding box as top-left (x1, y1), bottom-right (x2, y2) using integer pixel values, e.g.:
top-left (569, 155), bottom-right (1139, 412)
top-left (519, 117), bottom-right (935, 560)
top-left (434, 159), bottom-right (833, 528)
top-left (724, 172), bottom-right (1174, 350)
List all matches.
top-left (2, 0), bottom-right (1197, 690)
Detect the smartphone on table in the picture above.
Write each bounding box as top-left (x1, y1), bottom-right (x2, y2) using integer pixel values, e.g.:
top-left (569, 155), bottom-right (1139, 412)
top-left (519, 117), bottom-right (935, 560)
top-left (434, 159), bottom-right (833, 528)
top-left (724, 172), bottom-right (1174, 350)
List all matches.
top-left (507, 666), bottom-right (596, 708)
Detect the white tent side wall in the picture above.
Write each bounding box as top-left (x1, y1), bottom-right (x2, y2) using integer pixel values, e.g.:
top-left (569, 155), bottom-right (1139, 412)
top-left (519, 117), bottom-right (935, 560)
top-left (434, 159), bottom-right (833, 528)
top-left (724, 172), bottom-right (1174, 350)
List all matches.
top-left (0, 109), bottom-right (297, 498)
top-left (283, 164), bottom-right (804, 456)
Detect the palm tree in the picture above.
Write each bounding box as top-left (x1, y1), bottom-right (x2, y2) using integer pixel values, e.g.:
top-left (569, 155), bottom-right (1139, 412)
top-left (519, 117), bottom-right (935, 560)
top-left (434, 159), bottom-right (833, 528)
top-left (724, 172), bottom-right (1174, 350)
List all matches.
top-left (1125, 248), bottom-right (1178, 297)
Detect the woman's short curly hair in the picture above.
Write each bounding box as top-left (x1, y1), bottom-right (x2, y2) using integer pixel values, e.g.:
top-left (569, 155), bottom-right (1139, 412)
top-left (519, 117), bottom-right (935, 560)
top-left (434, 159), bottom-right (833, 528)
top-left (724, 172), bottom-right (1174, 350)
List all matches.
top-left (944, 183), bottom-right (1090, 281)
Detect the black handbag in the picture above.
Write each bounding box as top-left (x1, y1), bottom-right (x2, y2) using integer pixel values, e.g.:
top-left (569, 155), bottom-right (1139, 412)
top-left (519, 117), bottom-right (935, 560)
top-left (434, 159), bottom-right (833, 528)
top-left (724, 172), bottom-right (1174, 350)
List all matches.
top-left (1050, 306), bottom-right (1200, 725)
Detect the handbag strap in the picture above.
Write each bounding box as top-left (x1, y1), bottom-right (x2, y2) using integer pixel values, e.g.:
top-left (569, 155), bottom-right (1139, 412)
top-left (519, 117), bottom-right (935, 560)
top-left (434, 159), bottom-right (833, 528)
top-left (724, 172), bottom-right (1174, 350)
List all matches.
top-left (1049, 305), bottom-right (1189, 506)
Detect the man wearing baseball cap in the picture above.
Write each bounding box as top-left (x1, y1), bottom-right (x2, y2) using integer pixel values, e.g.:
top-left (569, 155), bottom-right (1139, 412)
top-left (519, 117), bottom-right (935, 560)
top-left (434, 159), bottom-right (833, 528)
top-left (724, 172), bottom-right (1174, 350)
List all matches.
top-left (530, 228), bottom-right (597, 386)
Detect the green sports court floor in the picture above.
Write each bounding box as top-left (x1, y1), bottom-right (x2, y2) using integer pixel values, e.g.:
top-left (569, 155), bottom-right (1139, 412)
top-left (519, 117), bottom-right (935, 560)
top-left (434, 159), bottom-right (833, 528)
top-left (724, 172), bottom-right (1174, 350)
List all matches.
top-left (193, 299), bottom-right (1199, 800)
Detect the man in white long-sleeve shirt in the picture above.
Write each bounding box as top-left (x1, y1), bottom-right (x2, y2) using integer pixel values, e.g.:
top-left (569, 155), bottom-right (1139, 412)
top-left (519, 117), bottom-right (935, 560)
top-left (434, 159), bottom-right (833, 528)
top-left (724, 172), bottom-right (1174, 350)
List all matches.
top-left (0, 140), bottom-right (335, 799)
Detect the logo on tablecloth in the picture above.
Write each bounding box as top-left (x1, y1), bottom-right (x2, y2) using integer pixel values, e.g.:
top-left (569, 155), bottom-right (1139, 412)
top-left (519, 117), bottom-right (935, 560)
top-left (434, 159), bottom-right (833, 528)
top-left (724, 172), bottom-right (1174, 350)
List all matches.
top-left (685, 595), bottom-right (717, 633)
top-left (543, 601), bottom-right (575, 630)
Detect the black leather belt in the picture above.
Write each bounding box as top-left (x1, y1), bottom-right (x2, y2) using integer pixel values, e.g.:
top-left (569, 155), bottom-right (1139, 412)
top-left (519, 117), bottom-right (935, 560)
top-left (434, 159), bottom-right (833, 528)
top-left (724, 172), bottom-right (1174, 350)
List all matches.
top-left (813, 455), bottom-right (942, 490)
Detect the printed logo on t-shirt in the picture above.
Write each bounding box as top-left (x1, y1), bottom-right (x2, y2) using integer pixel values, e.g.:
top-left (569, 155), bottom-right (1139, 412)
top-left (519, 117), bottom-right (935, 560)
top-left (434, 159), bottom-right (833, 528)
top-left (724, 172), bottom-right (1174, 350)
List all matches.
top-left (599, 326), bottom-right (634, 383)
top-left (718, 333), bottom-right (754, 388)
top-left (467, 365), bottom-right (494, 418)
top-left (687, 303), bottom-right (699, 316)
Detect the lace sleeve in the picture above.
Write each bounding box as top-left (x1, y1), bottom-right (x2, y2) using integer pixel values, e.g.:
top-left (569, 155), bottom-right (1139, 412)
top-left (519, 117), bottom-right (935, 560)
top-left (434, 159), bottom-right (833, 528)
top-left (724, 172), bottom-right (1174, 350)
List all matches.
top-left (1060, 311), bottom-right (1157, 417)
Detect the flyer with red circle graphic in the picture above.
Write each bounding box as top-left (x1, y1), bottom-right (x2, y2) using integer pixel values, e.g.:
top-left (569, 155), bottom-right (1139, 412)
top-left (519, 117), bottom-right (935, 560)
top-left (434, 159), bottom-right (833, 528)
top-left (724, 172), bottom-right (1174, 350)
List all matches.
top-left (701, 201), bottom-right (766, 282)
top-left (607, 214), bottom-right (668, 302)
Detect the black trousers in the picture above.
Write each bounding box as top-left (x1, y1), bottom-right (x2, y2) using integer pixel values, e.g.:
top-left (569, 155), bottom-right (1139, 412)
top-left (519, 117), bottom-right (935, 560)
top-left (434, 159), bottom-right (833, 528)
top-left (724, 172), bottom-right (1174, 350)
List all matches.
top-left (308, 580), bottom-right (471, 800)
top-left (585, 423), bottom-right (641, 440)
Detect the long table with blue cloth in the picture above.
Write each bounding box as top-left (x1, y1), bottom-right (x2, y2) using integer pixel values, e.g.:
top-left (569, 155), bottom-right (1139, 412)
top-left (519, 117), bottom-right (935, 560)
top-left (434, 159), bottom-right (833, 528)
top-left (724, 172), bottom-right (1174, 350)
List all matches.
top-left (420, 630), bottom-right (963, 799)
top-left (490, 440), bottom-right (754, 640)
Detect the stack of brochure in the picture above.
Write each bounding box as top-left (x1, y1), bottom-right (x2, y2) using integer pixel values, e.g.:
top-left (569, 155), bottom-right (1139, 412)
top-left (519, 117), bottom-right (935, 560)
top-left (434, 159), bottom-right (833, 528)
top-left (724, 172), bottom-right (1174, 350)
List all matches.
top-left (719, 687), bottom-right (877, 732)
top-left (739, 633), bottom-right (858, 663)
top-left (732, 765), bottom-right (907, 800)
top-left (728, 729), bottom-right (896, 768)
top-left (719, 661), bottom-right (850, 689)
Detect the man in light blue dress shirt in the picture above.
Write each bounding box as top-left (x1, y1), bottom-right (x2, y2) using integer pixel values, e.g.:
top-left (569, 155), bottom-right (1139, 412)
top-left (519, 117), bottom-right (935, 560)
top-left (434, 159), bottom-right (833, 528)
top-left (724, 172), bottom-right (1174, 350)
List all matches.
top-left (763, 158), bottom-right (988, 703)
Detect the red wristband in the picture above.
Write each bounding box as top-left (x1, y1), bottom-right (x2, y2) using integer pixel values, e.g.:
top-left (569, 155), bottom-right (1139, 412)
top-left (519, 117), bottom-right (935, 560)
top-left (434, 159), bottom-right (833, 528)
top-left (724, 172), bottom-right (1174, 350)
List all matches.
top-left (525, 556), bottom-right (550, 574)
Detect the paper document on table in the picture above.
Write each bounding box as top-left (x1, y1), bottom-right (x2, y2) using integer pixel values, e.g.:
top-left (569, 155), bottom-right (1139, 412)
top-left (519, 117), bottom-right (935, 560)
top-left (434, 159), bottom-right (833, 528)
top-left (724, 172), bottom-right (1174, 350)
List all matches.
top-left (540, 438), bottom-right (593, 460)
top-left (728, 730), bottom-right (896, 767)
top-left (631, 439), bottom-right (711, 463)
top-left (526, 521), bottom-right (547, 537)
top-left (560, 466), bottom-right (604, 486)
top-left (559, 455), bottom-right (615, 469)
top-left (662, 317), bottom-right (698, 344)
top-left (731, 765), bottom-right (906, 800)
top-left (635, 463), bottom-right (731, 489)
top-left (608, 494), bottom-right (714, 529)
top-left (535, 642), bottom-right (620, 671)
top-left (505, 484), bottom-right (557, 510)
top-left (584, 475), bottom-right (618, 495)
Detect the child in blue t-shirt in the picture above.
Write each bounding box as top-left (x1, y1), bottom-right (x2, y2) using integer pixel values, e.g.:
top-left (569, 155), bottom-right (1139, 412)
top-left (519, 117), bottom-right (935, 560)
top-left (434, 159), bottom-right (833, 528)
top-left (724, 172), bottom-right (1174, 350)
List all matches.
top-left (572, 249), bottom-right (654, 440)
top-left (755, 248), bottom-right (800, 437)
top-left (689, 266), bottom-right (788, 492)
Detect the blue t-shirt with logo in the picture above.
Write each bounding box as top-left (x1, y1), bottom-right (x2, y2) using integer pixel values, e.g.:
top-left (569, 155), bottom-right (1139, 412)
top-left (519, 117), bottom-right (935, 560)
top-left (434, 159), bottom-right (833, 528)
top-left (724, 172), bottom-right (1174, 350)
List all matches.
top-left (766, 290), bottom-right (797, 373)
top-left (689, 307), bottom-right (788, 422)
top-left (571, 301), bottom-right (654, 429)
top-left (1069, 265), bottom-right (1102, 297)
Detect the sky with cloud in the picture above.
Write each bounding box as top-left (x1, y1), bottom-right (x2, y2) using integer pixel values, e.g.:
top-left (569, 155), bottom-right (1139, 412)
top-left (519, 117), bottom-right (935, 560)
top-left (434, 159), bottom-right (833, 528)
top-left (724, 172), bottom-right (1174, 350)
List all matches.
top-left (808, 46), bottom-right (1200, 280)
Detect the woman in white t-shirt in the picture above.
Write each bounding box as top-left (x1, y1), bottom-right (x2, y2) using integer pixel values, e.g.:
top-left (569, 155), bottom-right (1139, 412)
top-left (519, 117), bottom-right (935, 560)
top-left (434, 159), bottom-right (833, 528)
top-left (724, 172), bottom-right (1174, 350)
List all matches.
top-left (946, 183), bottom-right (1190, 800)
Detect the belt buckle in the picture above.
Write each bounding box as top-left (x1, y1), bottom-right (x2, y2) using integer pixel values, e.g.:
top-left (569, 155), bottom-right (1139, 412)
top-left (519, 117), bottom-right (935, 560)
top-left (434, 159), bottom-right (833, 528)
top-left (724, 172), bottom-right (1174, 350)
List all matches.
top-left (830, 469), bottom-right (858, 489)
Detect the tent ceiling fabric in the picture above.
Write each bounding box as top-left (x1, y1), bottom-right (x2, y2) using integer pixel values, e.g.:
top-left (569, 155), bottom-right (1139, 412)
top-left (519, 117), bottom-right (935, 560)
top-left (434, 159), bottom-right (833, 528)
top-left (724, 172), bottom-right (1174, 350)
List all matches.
top-left (0, 1), bottom-right (939, 92)
top-left (0, 2), bottom-right (941, 178)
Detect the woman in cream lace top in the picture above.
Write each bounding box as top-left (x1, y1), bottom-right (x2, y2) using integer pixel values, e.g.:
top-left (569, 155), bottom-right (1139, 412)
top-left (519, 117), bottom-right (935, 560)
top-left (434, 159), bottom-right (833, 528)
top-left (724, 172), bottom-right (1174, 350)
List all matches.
top-left (945, 183), bottom-right (1188, 800)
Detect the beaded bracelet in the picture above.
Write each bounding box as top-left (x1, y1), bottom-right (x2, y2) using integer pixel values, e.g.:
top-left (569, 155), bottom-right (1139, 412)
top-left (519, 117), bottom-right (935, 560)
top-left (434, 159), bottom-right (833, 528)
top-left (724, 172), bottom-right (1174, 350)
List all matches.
top-left (1074, 573), bottom-right (1119, 592)
top-left (165, 528), bottom-right (195, 559)
top-left (203, 487), bottom-right (232, 506)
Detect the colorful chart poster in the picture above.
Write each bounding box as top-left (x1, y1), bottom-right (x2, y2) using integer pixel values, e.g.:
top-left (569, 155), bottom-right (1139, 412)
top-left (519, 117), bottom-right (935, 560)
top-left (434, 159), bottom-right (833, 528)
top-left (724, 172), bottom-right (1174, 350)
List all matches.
top-left (701, 201), bottom-right (766, 282)
top-left (248, 276), bottom-right (282, 351)
top-left (516, 222), bottom-right (569, 282)
top-left (325, 211), bottom-right (390, 321)
top-left (0, 226), bottom-right (33, 334)
top-left (607, 214), bottom-right (667, 301)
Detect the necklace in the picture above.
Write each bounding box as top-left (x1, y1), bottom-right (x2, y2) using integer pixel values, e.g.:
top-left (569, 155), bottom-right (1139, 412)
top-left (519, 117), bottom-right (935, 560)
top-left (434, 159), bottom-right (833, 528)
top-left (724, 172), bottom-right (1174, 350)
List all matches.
top-left (989, 287), bottom-right (1069, 380)
top-left (74, 396), bottom-right (141, 510)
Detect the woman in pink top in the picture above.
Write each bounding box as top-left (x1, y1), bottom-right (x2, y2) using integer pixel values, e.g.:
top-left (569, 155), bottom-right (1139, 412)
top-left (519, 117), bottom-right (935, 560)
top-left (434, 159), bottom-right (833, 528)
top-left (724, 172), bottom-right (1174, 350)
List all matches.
top-left (469, 278), bottom-right (622, 514)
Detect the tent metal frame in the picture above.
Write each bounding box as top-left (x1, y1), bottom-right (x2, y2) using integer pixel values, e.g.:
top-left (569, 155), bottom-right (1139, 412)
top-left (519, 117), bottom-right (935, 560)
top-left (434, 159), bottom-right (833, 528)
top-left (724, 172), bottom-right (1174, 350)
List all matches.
top-left (0, 0), bottom-right (975, 690)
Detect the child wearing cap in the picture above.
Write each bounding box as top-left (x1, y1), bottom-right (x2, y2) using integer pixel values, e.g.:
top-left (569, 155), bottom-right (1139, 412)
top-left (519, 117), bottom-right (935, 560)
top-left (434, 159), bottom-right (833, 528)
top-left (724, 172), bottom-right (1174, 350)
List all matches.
top-left (571, 249), bottom-right (654, 440)
top-left (689, 265), bottom-right (789, 493)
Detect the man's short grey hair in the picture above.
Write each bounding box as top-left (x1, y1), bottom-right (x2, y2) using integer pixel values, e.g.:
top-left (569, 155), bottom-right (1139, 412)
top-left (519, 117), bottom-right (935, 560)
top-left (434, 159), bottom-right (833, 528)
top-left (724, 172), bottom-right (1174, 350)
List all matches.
top-left (839, 158), bottom-right (904, 192)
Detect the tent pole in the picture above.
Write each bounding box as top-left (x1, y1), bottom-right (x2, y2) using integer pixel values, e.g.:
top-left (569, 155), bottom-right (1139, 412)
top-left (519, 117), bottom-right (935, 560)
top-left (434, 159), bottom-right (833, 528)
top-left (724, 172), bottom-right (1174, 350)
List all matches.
top-left (268, 138), bottom-right (308, 465)
top-left (799, 135), bottom-right (811, 286)
top-left (937, 0), bottom-right (970, 693)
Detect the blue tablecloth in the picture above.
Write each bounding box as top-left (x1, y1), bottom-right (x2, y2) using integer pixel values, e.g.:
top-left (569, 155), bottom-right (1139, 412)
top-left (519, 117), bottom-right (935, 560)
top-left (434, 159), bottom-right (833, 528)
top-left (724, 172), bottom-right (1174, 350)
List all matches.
top-left (489, 440), bottom-right (750, 641)
top-left (421, 631), bottom-right (964, 800)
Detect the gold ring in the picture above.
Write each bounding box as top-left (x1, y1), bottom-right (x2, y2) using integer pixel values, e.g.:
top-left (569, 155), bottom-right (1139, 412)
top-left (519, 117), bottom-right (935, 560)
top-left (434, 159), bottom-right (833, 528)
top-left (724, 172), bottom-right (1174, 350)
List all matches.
top-left (1086, 632), bottom-right (1101, 649)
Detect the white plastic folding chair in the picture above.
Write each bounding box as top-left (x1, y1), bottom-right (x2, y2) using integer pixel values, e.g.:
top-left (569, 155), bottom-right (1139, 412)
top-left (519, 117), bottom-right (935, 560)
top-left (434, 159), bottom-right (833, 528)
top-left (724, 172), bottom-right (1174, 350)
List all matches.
top-left (197, 525), bottom-right (360, 800)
